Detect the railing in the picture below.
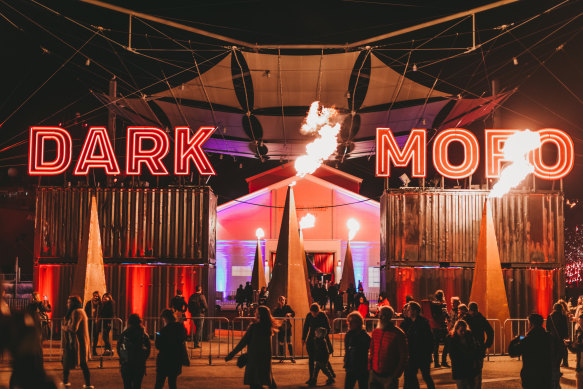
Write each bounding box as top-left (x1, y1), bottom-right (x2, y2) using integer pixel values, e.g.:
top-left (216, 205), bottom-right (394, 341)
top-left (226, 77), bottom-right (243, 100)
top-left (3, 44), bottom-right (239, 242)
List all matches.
top-left (331, 317), bottom-right (403, 357)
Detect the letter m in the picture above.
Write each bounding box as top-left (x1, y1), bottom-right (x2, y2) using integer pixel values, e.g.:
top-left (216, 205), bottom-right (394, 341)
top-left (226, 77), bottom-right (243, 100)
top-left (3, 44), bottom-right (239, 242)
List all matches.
top-left (375, 128), bottom-right (426, 177)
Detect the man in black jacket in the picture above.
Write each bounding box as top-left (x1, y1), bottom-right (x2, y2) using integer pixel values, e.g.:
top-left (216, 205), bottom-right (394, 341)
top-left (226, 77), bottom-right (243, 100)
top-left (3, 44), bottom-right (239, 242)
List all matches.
top-left (84, 291), bottom-right (102, 356)
top-left (547, 302), bottom-right (569, 368)
top-left (187, 286), bottom-right (208, 348)
top-left (344, 311), bottom-right (370, 389)
top-left (273, 296), bottom-right (296, 363)
top-left (509, 314), bottom-right (554, 389)
top-left (464, 302), bottom-right (494, 387)
top-left (302, 303), bottom-right (331, 384)
top-left (400, 301), bottom-right (436, 389)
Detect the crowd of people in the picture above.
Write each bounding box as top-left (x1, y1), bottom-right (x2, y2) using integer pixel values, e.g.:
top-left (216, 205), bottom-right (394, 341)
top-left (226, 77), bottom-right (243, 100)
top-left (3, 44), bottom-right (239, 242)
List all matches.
top-left (14, 286), bottom-right (583, 389)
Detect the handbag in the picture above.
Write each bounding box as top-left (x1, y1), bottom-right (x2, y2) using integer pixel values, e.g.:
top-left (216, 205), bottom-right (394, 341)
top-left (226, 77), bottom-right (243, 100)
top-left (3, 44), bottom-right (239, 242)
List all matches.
top-left (236, 353), bottom-right (248, 368)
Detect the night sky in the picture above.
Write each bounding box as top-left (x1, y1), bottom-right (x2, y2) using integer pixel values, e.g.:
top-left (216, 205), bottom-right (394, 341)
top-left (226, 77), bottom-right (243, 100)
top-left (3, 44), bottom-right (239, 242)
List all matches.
top-left (1, 0), bottom-right (582, 218)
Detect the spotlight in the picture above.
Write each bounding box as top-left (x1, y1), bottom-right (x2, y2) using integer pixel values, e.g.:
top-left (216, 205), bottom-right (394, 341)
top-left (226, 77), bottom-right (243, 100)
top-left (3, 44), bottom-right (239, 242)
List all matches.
top-left (512, 57), bottom-right (518, 66)
top-left (412, 63), bottom-right (418, 72)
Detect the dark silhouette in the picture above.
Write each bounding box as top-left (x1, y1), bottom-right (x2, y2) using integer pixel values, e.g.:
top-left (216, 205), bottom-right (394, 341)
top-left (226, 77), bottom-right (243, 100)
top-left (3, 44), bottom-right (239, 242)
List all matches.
top-left (235, 285), bottom-right (245, 312)
top-left (154, 309), bottom-right (187, 389)
top-left (84, 291), bottom-right (102, 356)
top-left (309, 327), bottom-right (334, 386)
top-left (464, 302), bottom-right (494, 386)
top-left (170, 289), bottom-right (187, 318)
top-left (101, 292), bottom-right (115, 356)
top-left (243, 282), bottom-right (253, 307)
top-left (273, 296), bottom-right (295, 362)
top-left (63, 296), bottom-right (92, 388)
top-left (446, 320), bottom-right (481, 389)
top-left (302, 303), bottom-right (331, 384)
top-left (547, 302), bottom-right (569, 368)
top-left (566, 313), bottom-right (583, 388)
top-left (400, 301), bottom-right (435, 389)
top-left (344, 311), bottom-right (370, 389)
top-left (226, 305), bottom-right (278, 389)
top-left (187, 285), bottom-right (208, 348)
top-left (118, 314), bottom-right (151, 389)
top-left (429, 290), bottom-right (448, 368)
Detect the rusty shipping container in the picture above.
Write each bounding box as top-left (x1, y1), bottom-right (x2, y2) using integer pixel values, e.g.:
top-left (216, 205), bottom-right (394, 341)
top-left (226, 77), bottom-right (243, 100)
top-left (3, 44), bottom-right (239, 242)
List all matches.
top-left (381, 189), bottom-right (564, 317)
top-left (33, 186), bottom-right (217, 318)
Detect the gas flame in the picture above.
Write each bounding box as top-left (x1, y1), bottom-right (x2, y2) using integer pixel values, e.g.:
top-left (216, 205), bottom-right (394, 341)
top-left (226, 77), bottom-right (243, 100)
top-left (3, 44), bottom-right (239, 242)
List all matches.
top-left (347, 218), bottom-right (360, 241)
top-left (255, 228), bottom-right (265, 240)
top-left (299, 213), bottom-right (316, 230)
top-left (295, 101), bottom-right (341, 177)
top-left (489, 130), bottom-right (541, 198)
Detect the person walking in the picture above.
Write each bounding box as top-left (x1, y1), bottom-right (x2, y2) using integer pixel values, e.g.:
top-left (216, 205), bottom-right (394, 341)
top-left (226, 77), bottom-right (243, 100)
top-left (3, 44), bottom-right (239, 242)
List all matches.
top-left (368, 306), bottom-right (408, 389)
top-left (344, 311), bottom-right (370, 389)
top-left (100, 293), bottom-right (115, 356)
top-left (442, 297), bottom-right (461, 368)
top-left (243, 282), bottom-right (253, 308)
top-left (117, 314), bottom-right (151, 389)
top-left (154, 309), bottom-right (188, 389)
top-left (225, 305), bottom-right (278, 389)
top-left (464, 302), bottom-right (493, 387)
top-left (187, 285), bottom-right (208, 348)
top-left (272, 296), bottom-right (295, 363)
top-left (170, 290), bottom-right (187, 319)
top-left (429, 290), bottom-right (448, 368)
top-left (547, 302), bottom-right (569, 368)
top-left (446, 320), bottom-right (481, 389)
top-left (400, 301), bottom-right (436, 389)
top-left (302, 303), bottom-right (332, 384)
top-left (567, 313), bottom-right (583, 389)
top-left (328, 282), bottom-right (339, 313)
top-left (508, 313), bottom-right (555, 389)
top-left (235, 285), bottom-right (245, 314)
top-left (62, 296), bottom-right (92, 389)
top-left (308, 327), bottom-right (334, 386)
top-left (84, 291), bottom-right (102, 356)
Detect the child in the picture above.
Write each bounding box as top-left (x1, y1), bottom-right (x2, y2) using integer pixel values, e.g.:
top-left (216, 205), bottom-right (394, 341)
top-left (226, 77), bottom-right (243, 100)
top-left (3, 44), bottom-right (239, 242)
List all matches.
top-left (308, 327), bottom-right (334, 386)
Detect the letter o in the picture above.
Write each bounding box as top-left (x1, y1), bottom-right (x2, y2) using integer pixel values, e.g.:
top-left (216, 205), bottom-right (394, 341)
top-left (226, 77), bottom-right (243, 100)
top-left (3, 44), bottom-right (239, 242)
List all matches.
top-left (433, 128), bottom-right (479, 179)
top-left (530, 128), bottom-right (574, 180)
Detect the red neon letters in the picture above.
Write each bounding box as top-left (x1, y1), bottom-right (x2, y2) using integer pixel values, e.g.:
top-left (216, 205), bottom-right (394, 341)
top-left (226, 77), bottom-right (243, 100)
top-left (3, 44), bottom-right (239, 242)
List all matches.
top-left (376, 128), bottom-right (426, 177)
top-left (376, 128), bottom-right (574, 180)
top-left (29, 127), bottom-right (72, 175)
top-left (28, 126), bottom-right (216, 176)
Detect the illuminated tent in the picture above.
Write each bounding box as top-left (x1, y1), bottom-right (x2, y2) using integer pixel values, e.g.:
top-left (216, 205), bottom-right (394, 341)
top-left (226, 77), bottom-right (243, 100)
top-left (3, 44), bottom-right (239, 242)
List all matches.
top-left (99, 50), bottom-right (511, 160)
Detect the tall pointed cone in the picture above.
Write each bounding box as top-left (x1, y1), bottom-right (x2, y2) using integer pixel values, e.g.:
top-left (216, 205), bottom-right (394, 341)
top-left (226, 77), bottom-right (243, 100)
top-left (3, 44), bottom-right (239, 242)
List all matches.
top-left (266, 186), bottom-right (310, 353)
top-left (339, 241), bottom-right (356, 292)
top-left (251, 239), bottom-right (266, 291)
top-left (470, 199), bottom-right (510, 353)
top-left (299, 230), bottom-right (313, 304)
top-left (71, 195), bottom-right (107, 305)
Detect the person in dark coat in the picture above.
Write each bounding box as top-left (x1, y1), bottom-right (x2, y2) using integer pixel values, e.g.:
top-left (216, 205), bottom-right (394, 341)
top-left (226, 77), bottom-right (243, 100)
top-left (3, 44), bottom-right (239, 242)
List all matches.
top-left (302, 303), bottom-right (332, 384)
top-left (446, 320), bottom-right (481, 389)
top-left (84, 291), bottom-right (102, 356)
top-left (328, 282), bottom-right (339, 313)
top-left (258, 286), bottom-right (269, 306)
top-left (63, 296), bottom-right (92, 388)
top-left (442, 296), bottom-right (461, 368)
top-left (429, 290), bottom-right (448, 368)
top-left (346, 284), bottom-right (356, 311)
top-left (400, 301), bottom-right (436, 389)
top-left (309, 327), bottom-right (334, 386)
top-left (464, 302), bottom-right (494, 386)
top-left (101, 293), bottom-right (115, 356)
top-left (235, 285), bottom-right (245, 313)
top-left (547, 302), bottom-right (569, 368)
top-left (117, 314), bottom-right (151, 389)
top-left (154, 309), bottom-right (187, 389)
top-left (187, 285), bottom-right (208, 348)
top-left (226, 305), bottom-right (278, 389)
top-left (243, 282), bottom-right (253, 308)
top-left (273, 296), bottom-right (296, 362)
top-left (508, 313), bottom-right (554, 389)
top-left (170, 289), bottom-right (187, 318)
top-left (344, 311), bottom-right (370, 389)
top-left (27, 291), bottom-right (52, 340)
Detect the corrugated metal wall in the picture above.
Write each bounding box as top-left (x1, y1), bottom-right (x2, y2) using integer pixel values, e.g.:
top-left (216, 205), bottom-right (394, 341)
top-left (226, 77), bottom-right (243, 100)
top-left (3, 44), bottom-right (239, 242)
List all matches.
top-left (36, 263), bottom-right (200, 319)
top-left (387, 267), bottom-right (559, 318)
top-left (34, 186), bottom-right (216, 264)
top-left (380, 189), bottom-right (564, 265)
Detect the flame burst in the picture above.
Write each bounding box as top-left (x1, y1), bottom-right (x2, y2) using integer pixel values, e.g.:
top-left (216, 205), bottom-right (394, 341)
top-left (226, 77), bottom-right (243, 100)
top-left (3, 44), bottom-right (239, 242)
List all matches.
top-left (295, 101), bottom-right (341, 177)
top-left (299, 213), bottom-right (316, 230)
top-left (489, 130), bottom-right (541, 198)
top-left (347, 218), bottom-right (360, 241)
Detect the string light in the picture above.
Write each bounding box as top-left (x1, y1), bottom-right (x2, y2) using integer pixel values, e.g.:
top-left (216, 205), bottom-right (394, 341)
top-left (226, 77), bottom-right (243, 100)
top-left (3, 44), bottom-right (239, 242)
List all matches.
top-left (566, 225), bottom-right (583, 286)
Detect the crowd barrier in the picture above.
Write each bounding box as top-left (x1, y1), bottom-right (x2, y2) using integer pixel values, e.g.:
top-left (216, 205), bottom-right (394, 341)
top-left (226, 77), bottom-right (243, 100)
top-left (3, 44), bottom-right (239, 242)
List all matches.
top-left (20, 314), bottom-right (581, 366)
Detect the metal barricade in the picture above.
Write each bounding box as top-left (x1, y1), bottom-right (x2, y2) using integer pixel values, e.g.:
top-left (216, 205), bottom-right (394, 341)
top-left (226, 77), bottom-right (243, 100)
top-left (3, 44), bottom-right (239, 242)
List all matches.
top-left (184, 316), bottom-right (230, 364)
top-left (331, 317), bottom-right (402, 357)
top-left (485, 319), bottom-right (503, 358)
top-left (503, 318), bottom-right (530, 353)
top-left (231, 316), bottom-right (307, 360)
top-left (40, 318), bottom-right (64, 362)
top-left (88, 318), bottom-right (125, 361)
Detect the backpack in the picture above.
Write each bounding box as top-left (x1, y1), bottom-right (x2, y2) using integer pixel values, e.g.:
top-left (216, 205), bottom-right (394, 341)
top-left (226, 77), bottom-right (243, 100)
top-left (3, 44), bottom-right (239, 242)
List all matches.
top-left (118, 330), bottom-right (149, 365)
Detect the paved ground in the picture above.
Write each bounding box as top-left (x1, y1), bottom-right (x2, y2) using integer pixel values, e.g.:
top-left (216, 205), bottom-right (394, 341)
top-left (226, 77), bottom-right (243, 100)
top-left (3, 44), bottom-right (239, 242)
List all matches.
top-left (0, 354), bottom-right (578, 388)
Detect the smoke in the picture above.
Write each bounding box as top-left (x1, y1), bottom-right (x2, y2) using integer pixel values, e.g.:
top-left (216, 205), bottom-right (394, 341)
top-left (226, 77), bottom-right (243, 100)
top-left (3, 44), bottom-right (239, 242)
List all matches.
top-left (489, 130), bottom-right (541, 198)
top-left (299, 213), bottom-right (316, 230)
top-left (295, 101), bottom-right (341, 177)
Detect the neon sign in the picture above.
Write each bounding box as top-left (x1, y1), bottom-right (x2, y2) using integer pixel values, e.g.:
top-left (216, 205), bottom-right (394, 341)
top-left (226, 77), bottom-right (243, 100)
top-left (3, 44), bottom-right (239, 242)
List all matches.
top-left (376, 128), bottom-right (574, 179)
top-left (28, 126), bottom-right (216, 176)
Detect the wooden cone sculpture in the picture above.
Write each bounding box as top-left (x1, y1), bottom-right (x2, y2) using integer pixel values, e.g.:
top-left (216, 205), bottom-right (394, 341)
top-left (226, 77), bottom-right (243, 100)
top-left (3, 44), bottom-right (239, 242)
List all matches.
top-left (251, 239), bottom-right (266, 291)
top-left (266, 186), bottom-right (310, 353)
top-left (71, 195), bottom-right (107, 305)
top-left (339, 241), bottom-right (356, 292)
top-left (299, 230), bottom-right (313, 304)
top-left (469, 199), bottom-right (510, 354)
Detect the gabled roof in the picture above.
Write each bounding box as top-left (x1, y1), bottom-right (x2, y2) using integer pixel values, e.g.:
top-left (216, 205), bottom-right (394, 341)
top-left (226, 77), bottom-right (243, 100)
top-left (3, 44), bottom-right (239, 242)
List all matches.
top-left (218, 173), bottom-right (379, 213)
top-left (245, 162), bottom-right (362, 193)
